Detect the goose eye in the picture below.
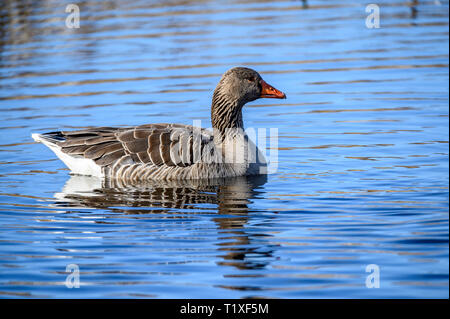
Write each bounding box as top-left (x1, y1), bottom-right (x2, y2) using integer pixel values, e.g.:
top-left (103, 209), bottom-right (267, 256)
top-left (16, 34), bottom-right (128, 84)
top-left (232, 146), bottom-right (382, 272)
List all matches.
top-left (245, 76), bottom-right (256, 83)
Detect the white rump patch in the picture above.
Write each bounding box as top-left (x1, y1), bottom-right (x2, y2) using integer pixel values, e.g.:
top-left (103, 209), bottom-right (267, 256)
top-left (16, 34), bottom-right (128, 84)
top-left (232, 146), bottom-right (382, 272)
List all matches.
top-left (32, 133), bottom-right (104, 178)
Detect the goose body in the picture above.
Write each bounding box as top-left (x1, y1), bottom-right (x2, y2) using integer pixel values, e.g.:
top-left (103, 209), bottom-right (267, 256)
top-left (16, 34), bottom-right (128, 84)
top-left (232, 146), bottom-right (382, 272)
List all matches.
top-left (32, 67), bottom-right (286, 181)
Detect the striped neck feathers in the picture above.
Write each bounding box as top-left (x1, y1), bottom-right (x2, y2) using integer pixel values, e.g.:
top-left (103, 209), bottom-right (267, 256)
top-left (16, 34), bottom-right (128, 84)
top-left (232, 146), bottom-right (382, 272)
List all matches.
top-left (211, 87), bottom-right (245, 136)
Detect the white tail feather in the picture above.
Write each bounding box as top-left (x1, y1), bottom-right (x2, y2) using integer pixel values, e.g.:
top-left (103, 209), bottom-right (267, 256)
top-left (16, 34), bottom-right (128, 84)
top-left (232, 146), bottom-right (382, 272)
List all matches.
top-left (32, 133), bottom-right (103, 177)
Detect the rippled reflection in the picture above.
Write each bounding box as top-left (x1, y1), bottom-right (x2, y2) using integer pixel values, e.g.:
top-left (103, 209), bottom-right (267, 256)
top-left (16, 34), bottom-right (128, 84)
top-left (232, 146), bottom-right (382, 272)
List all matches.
top-left (54, 174), bottom-right (273, 270)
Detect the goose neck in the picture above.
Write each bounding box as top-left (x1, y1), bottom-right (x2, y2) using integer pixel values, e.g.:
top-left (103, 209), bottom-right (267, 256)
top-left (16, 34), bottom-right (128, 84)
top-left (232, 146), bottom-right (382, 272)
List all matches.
top-left (211, 90), bottom-right (245, 137)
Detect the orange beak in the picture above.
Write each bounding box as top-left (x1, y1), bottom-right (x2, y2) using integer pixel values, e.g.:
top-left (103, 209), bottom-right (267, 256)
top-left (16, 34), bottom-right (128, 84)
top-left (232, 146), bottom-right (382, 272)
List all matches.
top-left (260, 80), bottom-right (286, 99)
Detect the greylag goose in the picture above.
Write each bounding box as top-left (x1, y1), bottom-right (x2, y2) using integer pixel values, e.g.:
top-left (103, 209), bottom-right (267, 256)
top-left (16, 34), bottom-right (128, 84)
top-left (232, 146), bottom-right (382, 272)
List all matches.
top-left (32, 67), bottom-right (286, 180)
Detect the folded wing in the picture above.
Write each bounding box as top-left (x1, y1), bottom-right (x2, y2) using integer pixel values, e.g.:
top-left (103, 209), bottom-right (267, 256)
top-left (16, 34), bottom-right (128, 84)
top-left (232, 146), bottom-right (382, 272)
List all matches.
top-left (50, 124), bottom-right (216, 168)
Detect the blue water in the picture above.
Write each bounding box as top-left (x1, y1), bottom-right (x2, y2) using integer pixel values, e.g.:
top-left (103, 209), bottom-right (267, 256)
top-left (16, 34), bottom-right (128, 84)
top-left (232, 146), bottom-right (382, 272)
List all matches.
top-left (0, 0), bottom-right (448, 298)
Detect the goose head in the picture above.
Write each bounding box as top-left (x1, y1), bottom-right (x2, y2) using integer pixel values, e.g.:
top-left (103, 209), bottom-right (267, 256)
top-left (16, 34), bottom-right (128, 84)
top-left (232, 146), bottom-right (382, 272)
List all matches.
top-left (211, 67), bottom-right (286, 133)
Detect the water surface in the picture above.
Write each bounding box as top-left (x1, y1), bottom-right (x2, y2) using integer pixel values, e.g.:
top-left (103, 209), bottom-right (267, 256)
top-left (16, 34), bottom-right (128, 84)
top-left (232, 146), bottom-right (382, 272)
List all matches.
top-left (0, 0), bottom-right (448, 298)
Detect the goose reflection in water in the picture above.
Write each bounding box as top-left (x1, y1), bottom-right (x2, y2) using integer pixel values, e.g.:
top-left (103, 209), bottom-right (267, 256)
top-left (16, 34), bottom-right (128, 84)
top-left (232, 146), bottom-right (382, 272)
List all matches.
top-left (54, 174), bottom-right (275, 270)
